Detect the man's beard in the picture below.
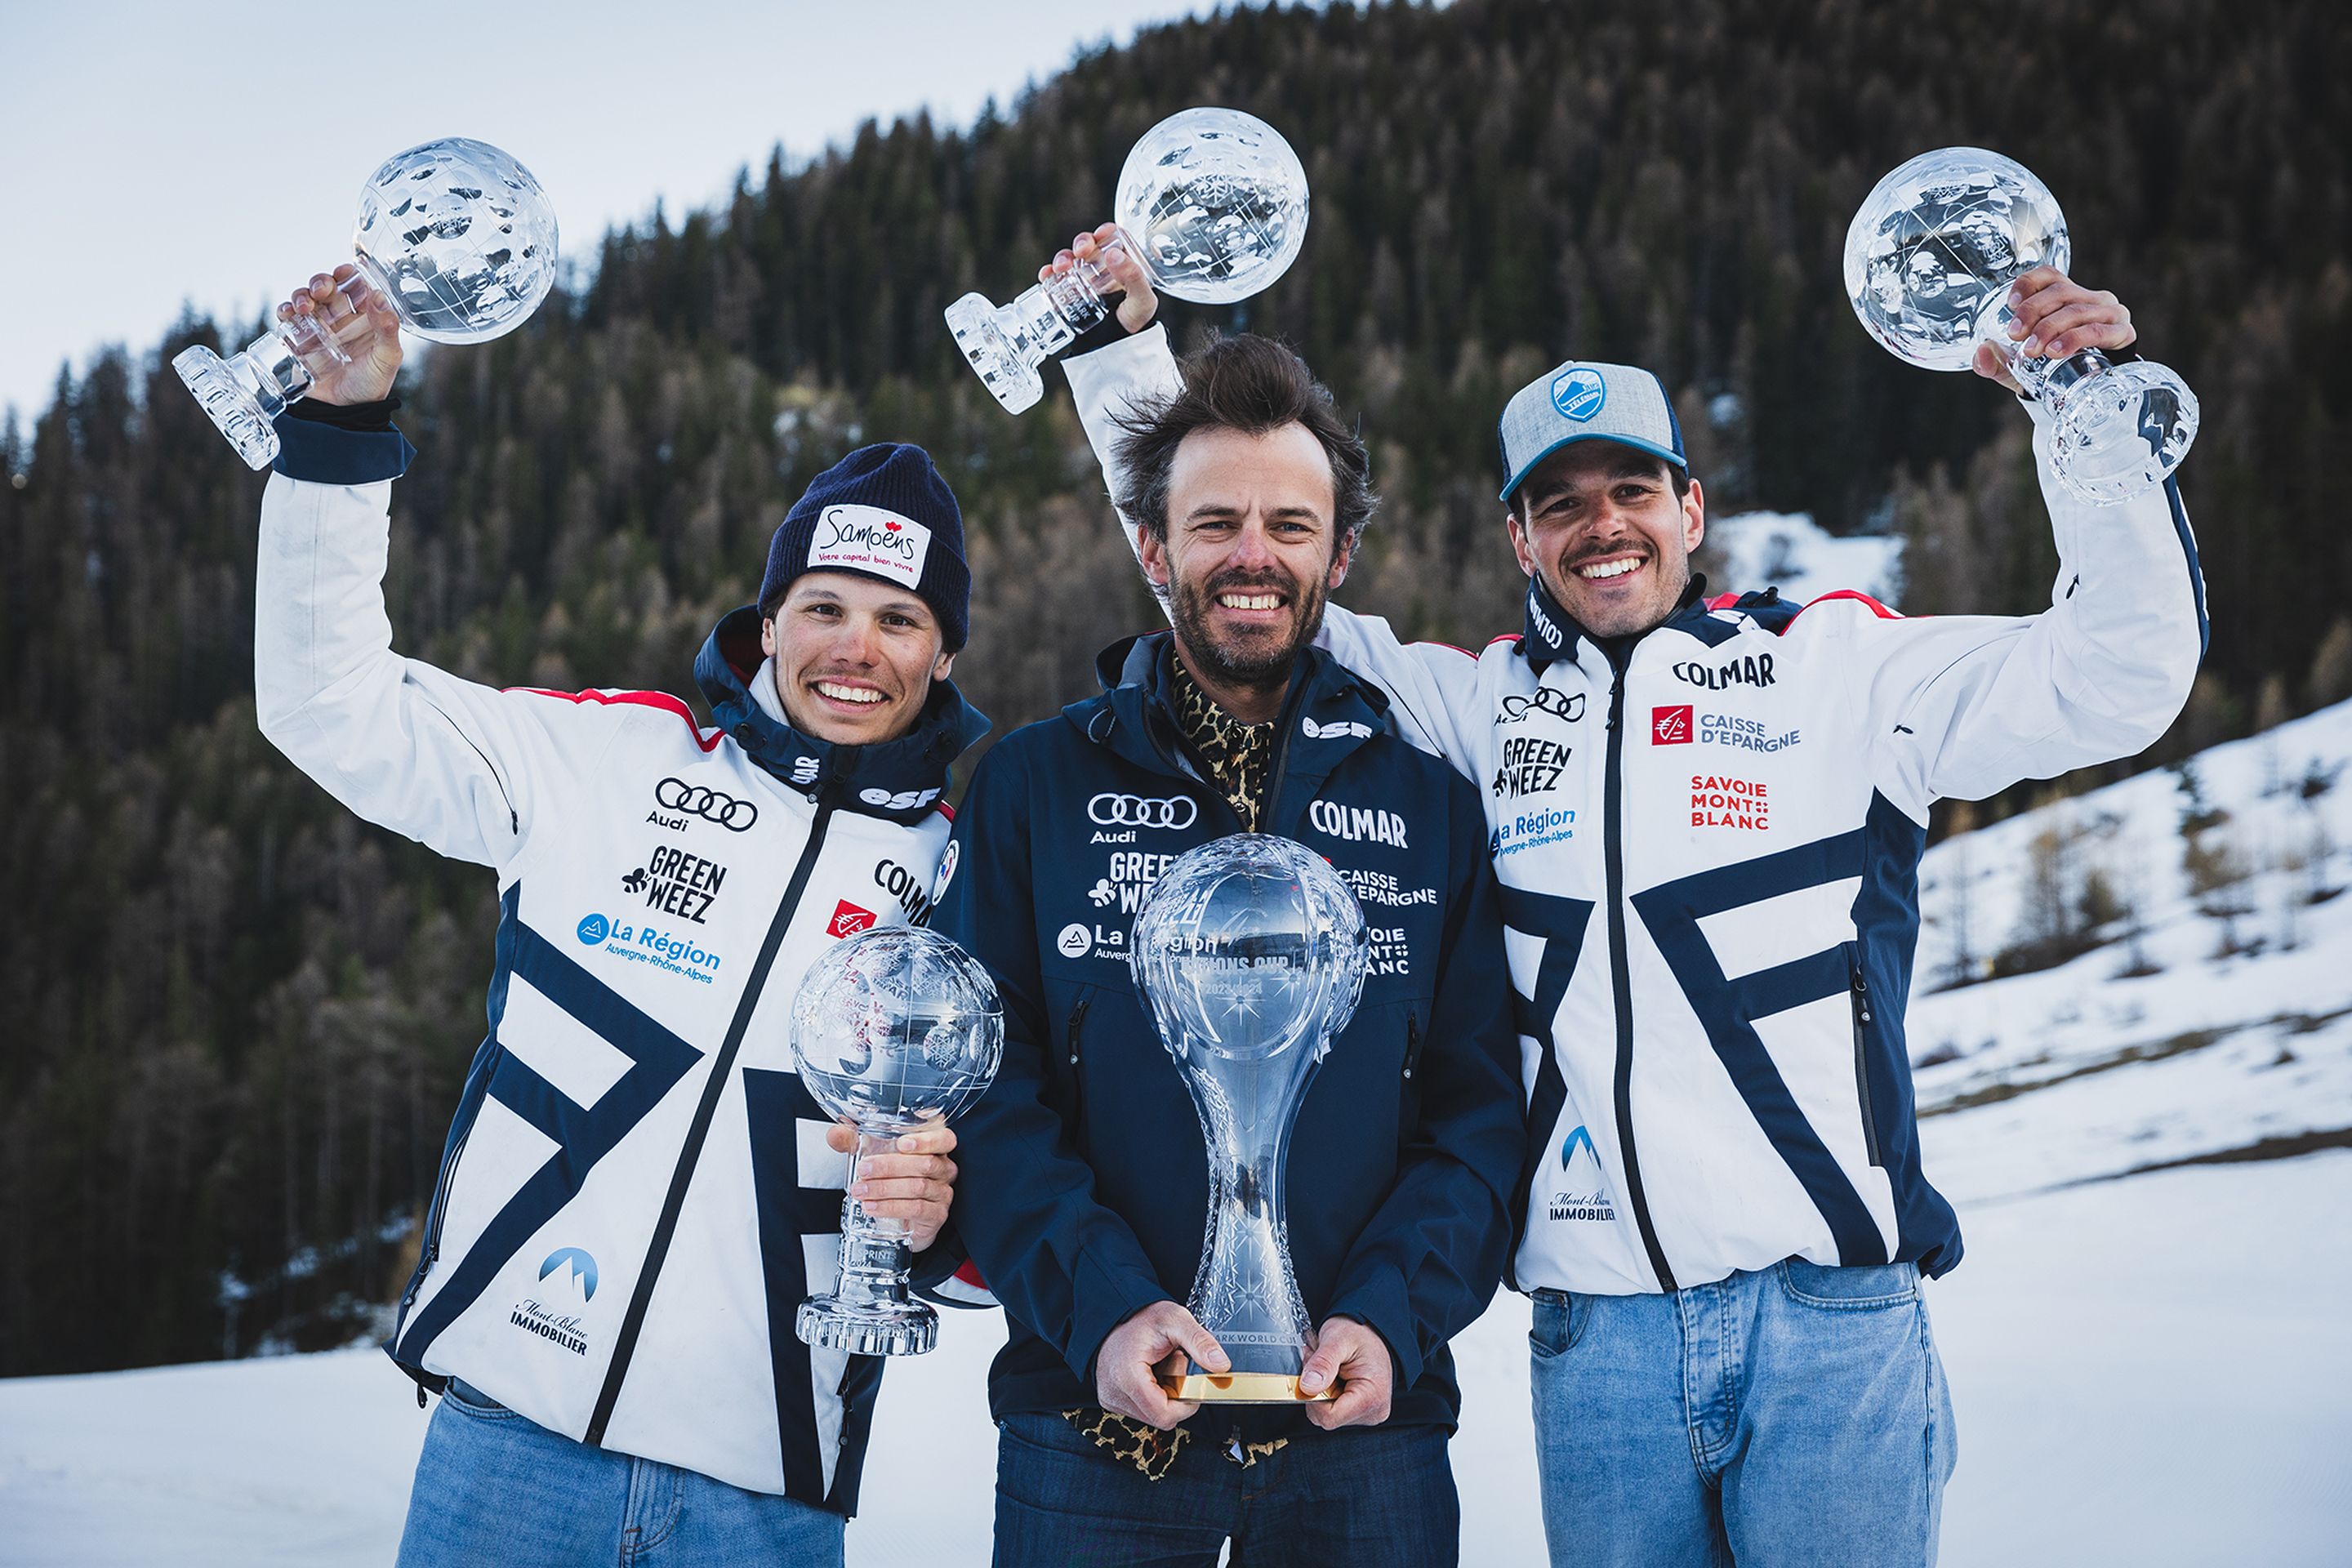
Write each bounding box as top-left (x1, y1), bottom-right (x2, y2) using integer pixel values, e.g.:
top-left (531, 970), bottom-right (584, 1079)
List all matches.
top-left (1169, 566), bottom-right (1330, 693)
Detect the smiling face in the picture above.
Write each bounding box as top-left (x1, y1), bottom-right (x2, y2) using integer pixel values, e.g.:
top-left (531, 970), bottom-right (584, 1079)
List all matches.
top-left (1138, 422), bottom-right (1352, 717)
top-left (1507, 441), bottom-right (1705, 639)
top-left (763, 572), bottom-right (954, 746)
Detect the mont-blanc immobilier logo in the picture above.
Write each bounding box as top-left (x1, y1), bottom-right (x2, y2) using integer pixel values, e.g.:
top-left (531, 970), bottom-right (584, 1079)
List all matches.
top-left (811, 504), bottom-right (931, 590)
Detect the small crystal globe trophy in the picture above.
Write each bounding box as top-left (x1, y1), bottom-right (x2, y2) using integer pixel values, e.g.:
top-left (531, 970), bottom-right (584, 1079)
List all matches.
top-left (1132, 834), bottom-right (1368, 1402)
top-left (946, 106), bottom-right (1310, 414)
top-left (173, 138), bottom-right (558, 470)
top-left (1845, 146), bottom-right (2197, 505)
top-left (790, 925), bottom-right (1004, 1356)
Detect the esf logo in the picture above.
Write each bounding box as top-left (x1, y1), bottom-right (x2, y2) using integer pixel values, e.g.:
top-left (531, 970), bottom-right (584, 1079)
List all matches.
top-left (1671, 653), bottom-right (1775, 691)
top-left (651, 777), bottom-right (759, 832)
top-left (1301, 715), bottom-right (1374, 741)
top-left (874, 858), bottom-right (935, 927)
top-left (859, 786), bottom-right (941, 812)
top-left (1497, 688), bottom-right (1585, 727)
top-left (1550, 366), bottom-right (1607, 422)
top-left (1308, 800), bottom-right (1409, 849)
top-left (1089, 793), bottom-right (1197, 831)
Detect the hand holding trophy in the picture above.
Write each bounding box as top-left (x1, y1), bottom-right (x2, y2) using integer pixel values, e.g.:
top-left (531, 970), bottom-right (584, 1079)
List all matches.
top-left (1844, 147), bottom-right (2197, 504)
top-left (175, 138), bottom-right (557, 469)
top-left (791, 926), bottom-right (1004, 1356)
top-left (1130, 834), bottom-right (1369, 1405)
top-left (946, 106), bottom-right (1310, 414)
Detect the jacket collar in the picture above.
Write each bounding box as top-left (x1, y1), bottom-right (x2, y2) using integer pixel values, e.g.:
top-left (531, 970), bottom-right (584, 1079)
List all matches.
top-left (693, 606), bottom-right (990, 824)
top-left (1065, 630), bottom-right (1392, 813)
top-left (1521, 570), bottom-right (1713, 673)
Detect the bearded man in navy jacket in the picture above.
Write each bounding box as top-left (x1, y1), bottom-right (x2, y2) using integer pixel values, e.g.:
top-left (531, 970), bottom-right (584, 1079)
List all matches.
top-left (938, 331), bottom-right (1522, 1567)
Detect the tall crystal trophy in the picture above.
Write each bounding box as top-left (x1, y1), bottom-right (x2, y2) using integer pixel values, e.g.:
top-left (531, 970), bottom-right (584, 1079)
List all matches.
top-left (1844, 146), bottom-right (2197, 504)
top-left (1132, 835), bottom-right (1368, 1402)
top-left (790, 925), bottom-right (1004, 1356)
top-left (174, 138), bottom-right (559, 470)
top-left (946, 106), bottom-right (1310, 414)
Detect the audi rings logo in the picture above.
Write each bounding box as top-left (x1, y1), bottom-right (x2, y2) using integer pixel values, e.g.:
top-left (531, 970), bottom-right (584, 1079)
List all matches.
top-left (1088, 792), bottom-right (1197, 831)
top-left (653, 777), bottom-right (759, 831)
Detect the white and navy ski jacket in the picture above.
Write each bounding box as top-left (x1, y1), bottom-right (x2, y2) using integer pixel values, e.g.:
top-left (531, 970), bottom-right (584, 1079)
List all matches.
top-left (253, 413), bottom-right (989, 1508)
top-left (1066, 327), bottom-right (2206, 1297)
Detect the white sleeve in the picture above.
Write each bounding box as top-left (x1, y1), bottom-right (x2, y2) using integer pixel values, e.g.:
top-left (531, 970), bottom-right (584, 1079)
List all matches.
top-left (254, 473), bottom-right (642, 870)
top-left (1854, 397), bottom-right (2207, 807)
top-left (1061, 326), bottom-right (1487, 781)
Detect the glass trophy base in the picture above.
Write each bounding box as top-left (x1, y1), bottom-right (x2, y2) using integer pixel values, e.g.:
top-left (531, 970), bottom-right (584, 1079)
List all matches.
top-left (945, 292), bottom-right (1045, 416)
top-left (2049, 356), bottom-right (2200, 506)
top-left (795, 1295), bottom-right (938, 1356)
top-left (173, 346), bottom-right (281, 470)
top-left (1159, 1370), bottom-right (1335, 1404)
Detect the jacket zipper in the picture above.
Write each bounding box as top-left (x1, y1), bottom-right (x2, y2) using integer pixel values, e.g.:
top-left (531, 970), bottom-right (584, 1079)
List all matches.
top-left (1401, 1009), bottom-right (1423, 1080)
top-left (398, 1073), bottom-right (492, 1405)
top-left (1847, 950), bottom-right (1886, 1168)
top-left (1603, 657), bottom-right (1677, 1294)
top-left (586, 801), bottom-right (837, 1447)
top-left (1065, 992), bottom-right (1094, 1140)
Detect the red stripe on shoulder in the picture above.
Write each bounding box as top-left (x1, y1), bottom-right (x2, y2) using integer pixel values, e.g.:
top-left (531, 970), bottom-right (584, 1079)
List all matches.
top-left (1485, 633), bottom-right (1521, 648)
top-left (507, 687), bottom-right (724, 751)
top-left (1419, 639), bottom-right (1477, 658)
top-left (953, 1259), bottom-right (987, 1290)
top-left (1797, 589), bottom-right (1903, 621)
top-left (933, 799), bottom-right (956, 822)
top-left (1707, 591), bottom-right (1741, 611)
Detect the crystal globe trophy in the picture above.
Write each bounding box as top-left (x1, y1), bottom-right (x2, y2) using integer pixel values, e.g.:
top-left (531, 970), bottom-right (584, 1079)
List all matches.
top-left (945, 106), bottom-right (1310, 414)
top-left (1844, 146), bottom-right (2197, 505)
top-left (1132, 834), bottom-right (1368, 1402)
top-left (173, 138), bottom-right (559, 470)
top-left (790, 925), bottom-right (1004, 1356)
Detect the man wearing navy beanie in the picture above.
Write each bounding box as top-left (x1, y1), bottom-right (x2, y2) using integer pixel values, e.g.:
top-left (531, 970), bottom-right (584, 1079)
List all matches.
top-left (252, 270), bottom-right (990, 1566)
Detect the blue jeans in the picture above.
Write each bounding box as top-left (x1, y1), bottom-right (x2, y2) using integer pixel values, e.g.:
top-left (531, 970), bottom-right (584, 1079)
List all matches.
top-left (395, 1380), bottom-right (846, 1567)
top-left (993, 1410), bottom-right (1459, 1567)
top-left (1530, 1260), bottom-right (1958, 1567)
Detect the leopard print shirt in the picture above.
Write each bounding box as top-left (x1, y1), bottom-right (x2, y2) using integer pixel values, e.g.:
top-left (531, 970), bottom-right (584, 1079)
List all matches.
top-left (1169, 656), bottom-right (1275, 832)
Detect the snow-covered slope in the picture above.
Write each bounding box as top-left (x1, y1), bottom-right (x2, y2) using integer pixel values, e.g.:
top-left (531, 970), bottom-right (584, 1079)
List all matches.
top-left (1707, 508), bottom-right (1904, 607)
top-left (7, 693), bottom-right (2350, 1567)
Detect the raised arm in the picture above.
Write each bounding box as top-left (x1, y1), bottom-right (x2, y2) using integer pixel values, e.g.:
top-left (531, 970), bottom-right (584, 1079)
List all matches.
top-left (255, 267), bottom-right (641, 870)
top-left (1853, 271), bottom-right (2206, 806)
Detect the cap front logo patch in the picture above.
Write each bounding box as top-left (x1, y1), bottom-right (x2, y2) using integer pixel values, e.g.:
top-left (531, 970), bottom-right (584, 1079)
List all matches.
top-left (812, 504), bottom-right (931, 590)
top-left (1551, 367), bottom-right (1608, 423)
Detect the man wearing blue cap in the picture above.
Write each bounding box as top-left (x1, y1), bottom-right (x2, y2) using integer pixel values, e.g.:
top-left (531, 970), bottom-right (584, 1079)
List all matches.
top-left (252, 268), bottom-right (990, 1564)
top-left (1049, 229), bottom-right (2205, 1565)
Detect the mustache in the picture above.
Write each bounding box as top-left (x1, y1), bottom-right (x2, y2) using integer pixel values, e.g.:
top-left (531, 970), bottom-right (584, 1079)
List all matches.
top-left (1201, 567), bottom-right (1298, 598)
top-left (1562, 541), bottom-right (1650, 572)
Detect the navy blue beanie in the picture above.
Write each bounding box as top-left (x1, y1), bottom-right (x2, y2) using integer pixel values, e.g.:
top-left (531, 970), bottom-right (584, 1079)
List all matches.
top-left (760, 443), bottom-right (971, 651)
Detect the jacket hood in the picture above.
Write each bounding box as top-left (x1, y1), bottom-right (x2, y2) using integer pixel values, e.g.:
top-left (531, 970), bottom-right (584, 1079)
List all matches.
top-left (693, 605), bottom-right (991, 822)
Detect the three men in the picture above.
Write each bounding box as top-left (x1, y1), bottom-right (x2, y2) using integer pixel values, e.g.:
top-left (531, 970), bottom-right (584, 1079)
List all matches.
top-left (1059, 230), bottom-right (2204, 1564)
top-left (938, 332), bottom-right (1523, 1564)
top-left (256, 268), bottom-right (987, 1564)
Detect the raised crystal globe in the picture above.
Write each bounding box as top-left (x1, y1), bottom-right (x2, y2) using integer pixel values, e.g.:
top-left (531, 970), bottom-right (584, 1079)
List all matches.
top-left (1844, 146), bottom-right (2198, 504)
top-left (946, 106), bottom-right (1310, 414)
top-left (174, 138), bottom-right (558, 470)
top-left (790, 924), bottom-right (1003, 1356)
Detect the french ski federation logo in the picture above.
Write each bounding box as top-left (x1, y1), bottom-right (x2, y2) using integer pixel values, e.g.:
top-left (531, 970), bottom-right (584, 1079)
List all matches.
top-left (538, 1247), bottom-right (599, 1301)
top-left (1651, 705), bottom-right (1694, 745)
top-left (1551, 366), bottom-right (1607, 422)
top-left (931, 840), bottom-right (961, 904)
top-left (1301, 715), bottom-right (1373, 741)
top-left (827, 900), bottom-right (878, 938)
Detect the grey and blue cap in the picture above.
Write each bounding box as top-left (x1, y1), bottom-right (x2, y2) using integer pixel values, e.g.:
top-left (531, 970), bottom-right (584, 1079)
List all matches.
top-left (1498, 359), bottom-right (1686, 502)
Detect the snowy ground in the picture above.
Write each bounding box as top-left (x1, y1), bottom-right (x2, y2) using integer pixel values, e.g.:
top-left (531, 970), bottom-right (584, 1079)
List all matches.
top-left (7, 1154), bottom-right (2345, 1566)
top-left (11, 688), bottom-right (2352, 1565)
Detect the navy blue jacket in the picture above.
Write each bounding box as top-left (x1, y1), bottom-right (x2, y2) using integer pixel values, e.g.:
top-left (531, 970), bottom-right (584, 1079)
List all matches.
top-left (939, 632), bottom-right (1522, 1438)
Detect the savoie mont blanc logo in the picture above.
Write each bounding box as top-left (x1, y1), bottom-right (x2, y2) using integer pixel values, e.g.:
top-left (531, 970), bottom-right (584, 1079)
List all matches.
top-left (1551, 366), bottom-right (1607, 422)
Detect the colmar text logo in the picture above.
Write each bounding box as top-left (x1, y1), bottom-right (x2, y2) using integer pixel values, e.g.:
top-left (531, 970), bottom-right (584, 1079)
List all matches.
top-left (827, 901), bottom-right (878, 938)
top-left (1652, 706), bottom-right (1693, 746)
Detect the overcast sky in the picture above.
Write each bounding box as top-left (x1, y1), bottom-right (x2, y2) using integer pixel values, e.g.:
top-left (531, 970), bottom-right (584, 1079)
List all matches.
top-left (0, 0), bottom-right (1223, 425)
